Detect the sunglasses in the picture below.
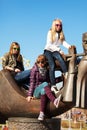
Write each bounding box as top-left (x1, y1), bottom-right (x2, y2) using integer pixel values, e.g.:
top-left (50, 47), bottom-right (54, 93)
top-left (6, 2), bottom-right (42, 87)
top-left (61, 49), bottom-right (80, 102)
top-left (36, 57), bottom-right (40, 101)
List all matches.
top-left (37, 61), bottom-right (45, 64)
top-left (13, 47), bottom-right (20, 51)
top-left (55, 24), bottom-right (62, 27)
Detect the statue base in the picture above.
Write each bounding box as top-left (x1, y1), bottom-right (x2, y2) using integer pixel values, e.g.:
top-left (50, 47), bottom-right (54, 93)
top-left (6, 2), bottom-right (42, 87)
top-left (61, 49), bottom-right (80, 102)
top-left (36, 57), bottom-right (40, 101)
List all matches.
top-left (8, 117), bottom-right (61, 130)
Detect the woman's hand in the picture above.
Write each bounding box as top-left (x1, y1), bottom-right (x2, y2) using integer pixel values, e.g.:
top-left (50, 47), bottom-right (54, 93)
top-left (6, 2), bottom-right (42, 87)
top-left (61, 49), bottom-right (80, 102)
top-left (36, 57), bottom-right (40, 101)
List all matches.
top-left (5, 66), bottom-right (14, 71)
top-left (14, 68), bottom-right (21, 73)
top-left (26, 96), bottom-right (34, 102)
top-left (60, 50), bottom-right (64, 55)
top-left (5, 66), bottom-right (21, 73)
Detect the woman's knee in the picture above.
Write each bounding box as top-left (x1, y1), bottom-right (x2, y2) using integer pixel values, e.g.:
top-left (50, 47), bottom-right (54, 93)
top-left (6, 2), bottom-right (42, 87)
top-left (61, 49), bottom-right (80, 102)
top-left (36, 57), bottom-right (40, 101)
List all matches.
top-left (41, 88), bottom-right (45, 95)
top-left (42, 82), bottom-right (48, 87)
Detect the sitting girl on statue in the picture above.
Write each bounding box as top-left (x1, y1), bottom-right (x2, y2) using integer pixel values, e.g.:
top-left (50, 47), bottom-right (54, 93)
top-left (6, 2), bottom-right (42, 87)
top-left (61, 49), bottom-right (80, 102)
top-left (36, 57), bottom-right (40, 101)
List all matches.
top-left (26, 54), bottom-right (62, 121)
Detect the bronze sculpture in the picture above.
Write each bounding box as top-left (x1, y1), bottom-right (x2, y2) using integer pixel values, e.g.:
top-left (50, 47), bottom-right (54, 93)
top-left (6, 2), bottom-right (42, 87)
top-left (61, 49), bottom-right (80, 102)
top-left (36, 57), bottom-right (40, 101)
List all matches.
top-left (62, 32), bottom-right (87, 109)
top-left (76, 32), bottom-right (87, 108)
top-left (0, 33), bottom-right (87, 123)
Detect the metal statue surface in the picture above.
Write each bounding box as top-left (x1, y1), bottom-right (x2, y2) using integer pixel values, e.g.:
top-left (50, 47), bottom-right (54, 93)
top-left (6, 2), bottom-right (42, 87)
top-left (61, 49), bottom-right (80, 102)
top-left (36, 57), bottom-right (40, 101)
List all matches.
top-left (0, 33), bottom-right (87, 123)
top-left (62, 32), bottom-right (87, 109)
top-left (76, 32), bottom-right (87, 108)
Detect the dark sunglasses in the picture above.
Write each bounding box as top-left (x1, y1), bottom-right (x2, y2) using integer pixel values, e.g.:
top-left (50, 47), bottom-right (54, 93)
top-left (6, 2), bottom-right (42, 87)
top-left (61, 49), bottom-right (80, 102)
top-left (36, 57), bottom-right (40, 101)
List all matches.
top-left (37, 61), bottom-right (45, 64)
top-left (55, 24), bottom-right (62, 27)
top-left (13, 47), bottom-right (20, 51)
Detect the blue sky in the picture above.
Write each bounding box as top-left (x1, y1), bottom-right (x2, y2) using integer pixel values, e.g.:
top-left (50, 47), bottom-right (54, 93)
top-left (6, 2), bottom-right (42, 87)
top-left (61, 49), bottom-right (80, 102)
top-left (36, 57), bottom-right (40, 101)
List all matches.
top-left (0, 0), bottom-right (87, 70)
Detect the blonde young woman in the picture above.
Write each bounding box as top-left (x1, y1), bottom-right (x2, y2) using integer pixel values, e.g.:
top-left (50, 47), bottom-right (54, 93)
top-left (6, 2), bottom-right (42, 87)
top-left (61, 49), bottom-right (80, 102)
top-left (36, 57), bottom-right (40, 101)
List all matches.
top-left (44, 19), bottom-right (71, 93)
top-left (2, 42), bottom-right (30, 89)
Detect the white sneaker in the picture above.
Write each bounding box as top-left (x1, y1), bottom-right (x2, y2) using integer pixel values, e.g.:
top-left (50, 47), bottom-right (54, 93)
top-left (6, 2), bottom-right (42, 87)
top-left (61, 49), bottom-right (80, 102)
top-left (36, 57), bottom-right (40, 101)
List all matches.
top-left (38, 111), bottom-right (45, 121)
top-left (51, 85), bottom-right (59, 94)
top-left (54, 94), bottom-right (62, 108)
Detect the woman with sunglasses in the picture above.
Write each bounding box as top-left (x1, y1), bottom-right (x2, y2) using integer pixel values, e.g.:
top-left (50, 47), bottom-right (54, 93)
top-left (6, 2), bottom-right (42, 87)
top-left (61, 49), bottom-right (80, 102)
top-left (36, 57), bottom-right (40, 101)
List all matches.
top-left (2, 42), bottom-right (30, 89)
top-left (26, 54), bottom-right (62, 121)
top-left (44, 18), bottom-right (71, 93)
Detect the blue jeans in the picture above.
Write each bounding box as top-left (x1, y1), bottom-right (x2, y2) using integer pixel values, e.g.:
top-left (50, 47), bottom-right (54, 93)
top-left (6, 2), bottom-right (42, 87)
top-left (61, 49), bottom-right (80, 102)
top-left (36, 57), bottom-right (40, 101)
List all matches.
top-left (44, 50), bottom-right (67, 85)
top-left (14, 69), bottom-right (30, 88)
top-left (34, 82), bottom-right (48, 98)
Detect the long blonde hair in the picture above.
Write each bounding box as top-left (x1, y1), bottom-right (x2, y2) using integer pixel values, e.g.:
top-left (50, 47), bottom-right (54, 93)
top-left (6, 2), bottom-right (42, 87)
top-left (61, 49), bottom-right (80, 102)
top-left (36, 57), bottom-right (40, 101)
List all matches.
top-left (50, 19), bottom-right (65, 43)
top-left (9, 42), bottom-right (22, 62)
